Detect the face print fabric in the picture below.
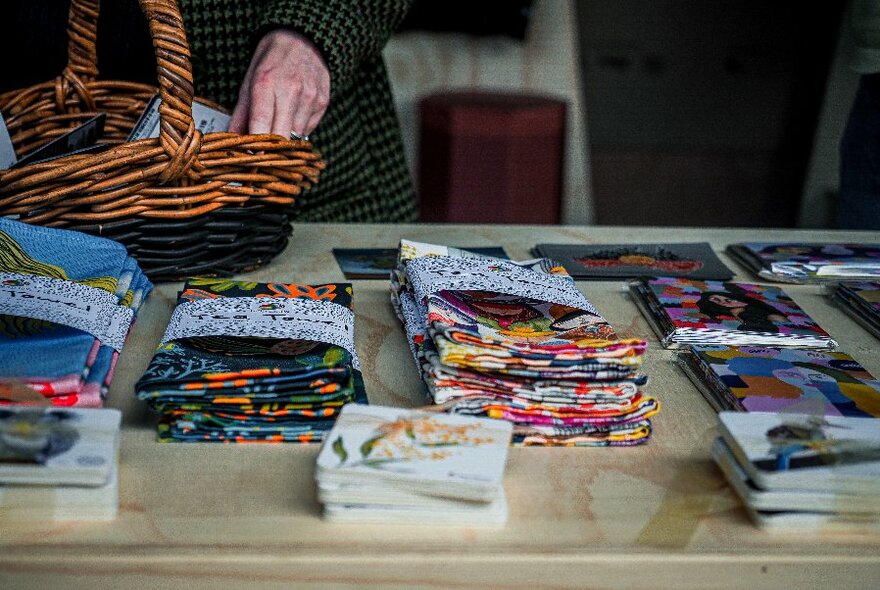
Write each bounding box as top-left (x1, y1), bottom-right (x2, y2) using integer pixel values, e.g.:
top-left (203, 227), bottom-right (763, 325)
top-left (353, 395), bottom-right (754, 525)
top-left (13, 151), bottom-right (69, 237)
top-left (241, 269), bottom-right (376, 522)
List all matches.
top-left (136, 279), bottom-right (365, 442)
top-left (391, 240), bottom-right (658, 446)
top-left (0, 219), bottom-right (150, 407)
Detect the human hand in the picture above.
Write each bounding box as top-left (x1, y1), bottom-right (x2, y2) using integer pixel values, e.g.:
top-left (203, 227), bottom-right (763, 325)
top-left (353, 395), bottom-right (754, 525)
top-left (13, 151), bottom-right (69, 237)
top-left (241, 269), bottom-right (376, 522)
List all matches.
top-left (229, 29), bottom-right (330, 138)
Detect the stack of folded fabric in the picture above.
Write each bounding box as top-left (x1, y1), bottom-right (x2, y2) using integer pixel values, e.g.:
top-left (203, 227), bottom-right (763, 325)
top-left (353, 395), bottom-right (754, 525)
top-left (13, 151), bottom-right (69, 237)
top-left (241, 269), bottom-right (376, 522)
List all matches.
top-left (0, 218), bottom-right (151, 407)
top-left (0, 407), bottom-right (121, 521)
top-left (315, 404), bottom-right (512, 526)
top-left (135, 279), bottom-right (365, 442)
top-left (391, 240), bottom-right (657, 446)
top-left (831, 281), bottom-right (880, 339)
top-left (711, 411), bottom-right (880, 533)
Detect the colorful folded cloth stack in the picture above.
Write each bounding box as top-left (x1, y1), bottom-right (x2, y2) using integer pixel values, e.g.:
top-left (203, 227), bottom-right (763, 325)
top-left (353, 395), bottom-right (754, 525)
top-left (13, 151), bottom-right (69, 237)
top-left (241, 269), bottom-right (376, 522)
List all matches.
top-left (0, 407), bottom-right (121, 522)
top-left (135, 279), bottom-right (366, 442)
top-left (391, 240), bottom-right (658, 446)
top-left (0, 219), bottom-right (151, 408)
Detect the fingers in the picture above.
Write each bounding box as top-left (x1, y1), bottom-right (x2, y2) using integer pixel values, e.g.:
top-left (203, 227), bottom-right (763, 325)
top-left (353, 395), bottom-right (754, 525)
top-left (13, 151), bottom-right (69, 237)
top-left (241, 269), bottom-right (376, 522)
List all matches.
top-left (231, 29), bottom-right (331, 138)
top-left (271, 82), bottom-right (297, 137)
top-left (228, 69), bottom-right (253, 133)
top-left (304, 72), bottom-right (330, 135)
top-left (288, 82), bottom-right (315, 137)
top-left (248, 68), bottom-right (276, 135)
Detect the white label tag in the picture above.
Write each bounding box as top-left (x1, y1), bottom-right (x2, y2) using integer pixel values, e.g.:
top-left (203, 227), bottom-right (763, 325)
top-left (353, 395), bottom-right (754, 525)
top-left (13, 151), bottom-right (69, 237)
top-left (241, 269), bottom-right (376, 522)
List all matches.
top-left (161, 297), bottom-right (361, 370)
top-left (0, 111), bottom-right (17, 169)
top-left (0, 272), bottom-right (134, 352)
top-left (407, 256), bottom-right (594, 312)
top-left (127, 95), bottom-right (230, 141)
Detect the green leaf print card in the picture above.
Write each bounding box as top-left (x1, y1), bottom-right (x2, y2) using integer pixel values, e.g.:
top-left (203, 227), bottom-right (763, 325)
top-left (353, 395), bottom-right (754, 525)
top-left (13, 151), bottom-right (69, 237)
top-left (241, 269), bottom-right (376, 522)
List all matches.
top-left (315, 404), bottom-right (512, 502)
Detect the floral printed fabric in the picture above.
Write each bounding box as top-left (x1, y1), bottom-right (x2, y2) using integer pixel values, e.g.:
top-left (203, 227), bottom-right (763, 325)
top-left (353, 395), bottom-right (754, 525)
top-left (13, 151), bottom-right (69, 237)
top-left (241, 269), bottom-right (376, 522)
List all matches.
top-left (136, 279), bottom-right (366, 443)
top-left (0, 219), bottom-right (151, 407)
top-left (391, 240), bottom-right (658, 446)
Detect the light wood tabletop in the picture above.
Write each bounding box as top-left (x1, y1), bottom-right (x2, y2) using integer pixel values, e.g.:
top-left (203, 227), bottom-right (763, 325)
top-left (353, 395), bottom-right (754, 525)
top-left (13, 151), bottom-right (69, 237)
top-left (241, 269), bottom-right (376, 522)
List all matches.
top-left (2, 223), bottom-right (880, 590)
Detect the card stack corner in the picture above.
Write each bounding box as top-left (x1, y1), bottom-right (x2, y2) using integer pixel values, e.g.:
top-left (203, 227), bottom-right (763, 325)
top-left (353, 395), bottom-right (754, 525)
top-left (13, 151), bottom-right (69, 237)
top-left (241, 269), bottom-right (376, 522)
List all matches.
top-left (315, 404), bottom-right (512, 526)
top-left (0, 407), bottom-right (121, 522)
top-left (712, 411), bottom-right (880, 534)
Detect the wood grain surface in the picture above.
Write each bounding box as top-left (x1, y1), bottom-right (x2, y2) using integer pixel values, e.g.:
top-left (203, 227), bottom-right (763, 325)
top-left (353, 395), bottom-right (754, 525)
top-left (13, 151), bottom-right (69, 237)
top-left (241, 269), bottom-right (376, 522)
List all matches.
top-left (2, 223), bottom-right (879, 589)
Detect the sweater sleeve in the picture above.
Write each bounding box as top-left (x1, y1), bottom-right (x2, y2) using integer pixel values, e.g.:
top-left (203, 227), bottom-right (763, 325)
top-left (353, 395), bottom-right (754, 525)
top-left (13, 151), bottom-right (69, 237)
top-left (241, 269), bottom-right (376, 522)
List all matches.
top-left (256, 0), bottom-right (413, 98)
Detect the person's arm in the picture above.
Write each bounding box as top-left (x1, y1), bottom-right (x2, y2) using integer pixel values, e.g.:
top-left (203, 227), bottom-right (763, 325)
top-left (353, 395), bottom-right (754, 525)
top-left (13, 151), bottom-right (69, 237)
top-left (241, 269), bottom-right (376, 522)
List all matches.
top-left (229, 0), bottom-right (413, 137)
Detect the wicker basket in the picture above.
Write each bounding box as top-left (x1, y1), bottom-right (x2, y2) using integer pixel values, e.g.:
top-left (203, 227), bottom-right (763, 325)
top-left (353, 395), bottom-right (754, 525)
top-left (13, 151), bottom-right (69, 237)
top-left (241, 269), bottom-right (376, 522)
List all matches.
top-left (0, 0), bottom-right (324, 280)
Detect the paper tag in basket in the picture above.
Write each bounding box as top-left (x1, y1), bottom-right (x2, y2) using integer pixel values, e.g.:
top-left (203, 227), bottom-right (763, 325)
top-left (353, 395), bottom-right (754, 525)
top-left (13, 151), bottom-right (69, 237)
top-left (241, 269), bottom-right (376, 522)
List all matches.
top-left (0, 272), bottom-right (134, 353)
top-left (161, 297), bottom-right (361, 370)
top-left (0, 111), bottom-right (17, 169)
top-left (407, 256), bottom-right (594, 313)
top-left (127, 94), bottom-right (230, 141)
top-left (13, 114), bottom-right (106, 168)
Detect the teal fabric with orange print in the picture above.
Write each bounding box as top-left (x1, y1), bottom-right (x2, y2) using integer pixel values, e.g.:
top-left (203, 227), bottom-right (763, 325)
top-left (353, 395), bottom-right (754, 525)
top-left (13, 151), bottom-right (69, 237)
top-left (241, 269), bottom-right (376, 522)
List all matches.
top-left (136, 278), bottom-right (366, 443)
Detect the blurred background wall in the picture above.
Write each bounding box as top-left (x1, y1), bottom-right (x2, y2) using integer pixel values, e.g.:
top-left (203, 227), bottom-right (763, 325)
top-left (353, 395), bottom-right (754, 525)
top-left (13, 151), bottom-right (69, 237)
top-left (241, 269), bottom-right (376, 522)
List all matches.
top-left (387, 0), bottom-right (852, 228)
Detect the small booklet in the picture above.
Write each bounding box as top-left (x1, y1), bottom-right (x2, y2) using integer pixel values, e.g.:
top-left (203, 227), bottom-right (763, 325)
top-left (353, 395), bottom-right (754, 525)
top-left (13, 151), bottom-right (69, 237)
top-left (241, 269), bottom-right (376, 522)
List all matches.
top-left (533, 242), bottom-right (733, 280)
top-left (831, 281), bottom-right (880, 340)
top-left (712, 437), bottom-right (880, 515)
top-left (678, 345), bottom-right (880, 417)
top-left (333, 246), bottom-right (508, 279)
top-left (728, 242), bottom-right (880, 283)
top-left (717, 411), bottom-right (880, 496)
top-left (0, 407), bottom-right (121, 486)
top-left (630, 277), bottom-right (837, 349)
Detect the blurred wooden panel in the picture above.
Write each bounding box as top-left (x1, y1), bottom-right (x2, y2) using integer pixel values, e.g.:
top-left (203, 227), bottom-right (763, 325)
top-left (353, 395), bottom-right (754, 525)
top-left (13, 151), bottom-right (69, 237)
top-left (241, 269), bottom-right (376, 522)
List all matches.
top-left (385, 0), bottom-right (592, 224)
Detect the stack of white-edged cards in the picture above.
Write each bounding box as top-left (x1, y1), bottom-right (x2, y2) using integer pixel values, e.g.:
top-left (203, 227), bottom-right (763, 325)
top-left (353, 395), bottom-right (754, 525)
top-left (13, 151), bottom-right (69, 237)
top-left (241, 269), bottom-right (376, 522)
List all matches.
top-left (727, 242), bottom-right (880, 283)
top-left (315, 404), bottom-right (512, 526)
top-left (712, 411), bottom-right (880, 533)
top-left (831, 281), bottom-right (880, 339)
top-left (630, 277), bottom-right (837, 349)
top-left (0, 407), bottom-right (121, 521)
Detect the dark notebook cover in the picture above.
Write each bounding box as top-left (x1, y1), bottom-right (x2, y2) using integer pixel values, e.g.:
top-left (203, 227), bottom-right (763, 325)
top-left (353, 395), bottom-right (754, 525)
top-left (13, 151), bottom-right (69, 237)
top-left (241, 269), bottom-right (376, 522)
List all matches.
top-left (534, 242), bottom-right (734, 280)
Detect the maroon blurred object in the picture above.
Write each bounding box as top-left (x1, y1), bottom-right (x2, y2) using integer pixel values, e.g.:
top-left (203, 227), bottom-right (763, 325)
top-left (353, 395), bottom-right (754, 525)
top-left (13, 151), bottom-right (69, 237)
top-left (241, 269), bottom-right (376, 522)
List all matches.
top-left (418, 91), bottom-right (566, 223)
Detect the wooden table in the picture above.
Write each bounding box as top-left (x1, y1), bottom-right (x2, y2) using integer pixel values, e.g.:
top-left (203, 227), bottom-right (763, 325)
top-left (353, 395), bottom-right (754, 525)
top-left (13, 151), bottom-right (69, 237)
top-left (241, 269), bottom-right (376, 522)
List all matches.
top-left (2, 224), bottom-right (880, 589)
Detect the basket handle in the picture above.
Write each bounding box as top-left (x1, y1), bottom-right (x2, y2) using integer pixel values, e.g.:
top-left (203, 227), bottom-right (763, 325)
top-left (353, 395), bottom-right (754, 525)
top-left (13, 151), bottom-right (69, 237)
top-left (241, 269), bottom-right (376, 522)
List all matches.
top-left (139, 0), bottom-right (201, 182)
top-left (62, 0), bottom-right (201, 182)
top-left (66, 0), bottom-right (101, 82)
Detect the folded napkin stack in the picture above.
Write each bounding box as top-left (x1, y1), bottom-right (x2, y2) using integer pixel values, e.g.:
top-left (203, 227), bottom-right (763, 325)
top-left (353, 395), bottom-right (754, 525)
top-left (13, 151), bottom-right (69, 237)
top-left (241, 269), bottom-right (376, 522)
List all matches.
top-left (135, 279), bottom-right (365, 442)
top-left (391, 240), bottom-right (658, 446)
top-left (0, 218), bottom-right (151, 407)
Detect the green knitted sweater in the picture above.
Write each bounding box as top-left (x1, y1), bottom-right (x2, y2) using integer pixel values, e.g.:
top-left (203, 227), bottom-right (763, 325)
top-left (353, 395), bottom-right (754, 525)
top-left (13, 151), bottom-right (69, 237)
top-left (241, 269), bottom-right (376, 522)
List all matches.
top-left (178, 0), bottom-right (418, 222)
